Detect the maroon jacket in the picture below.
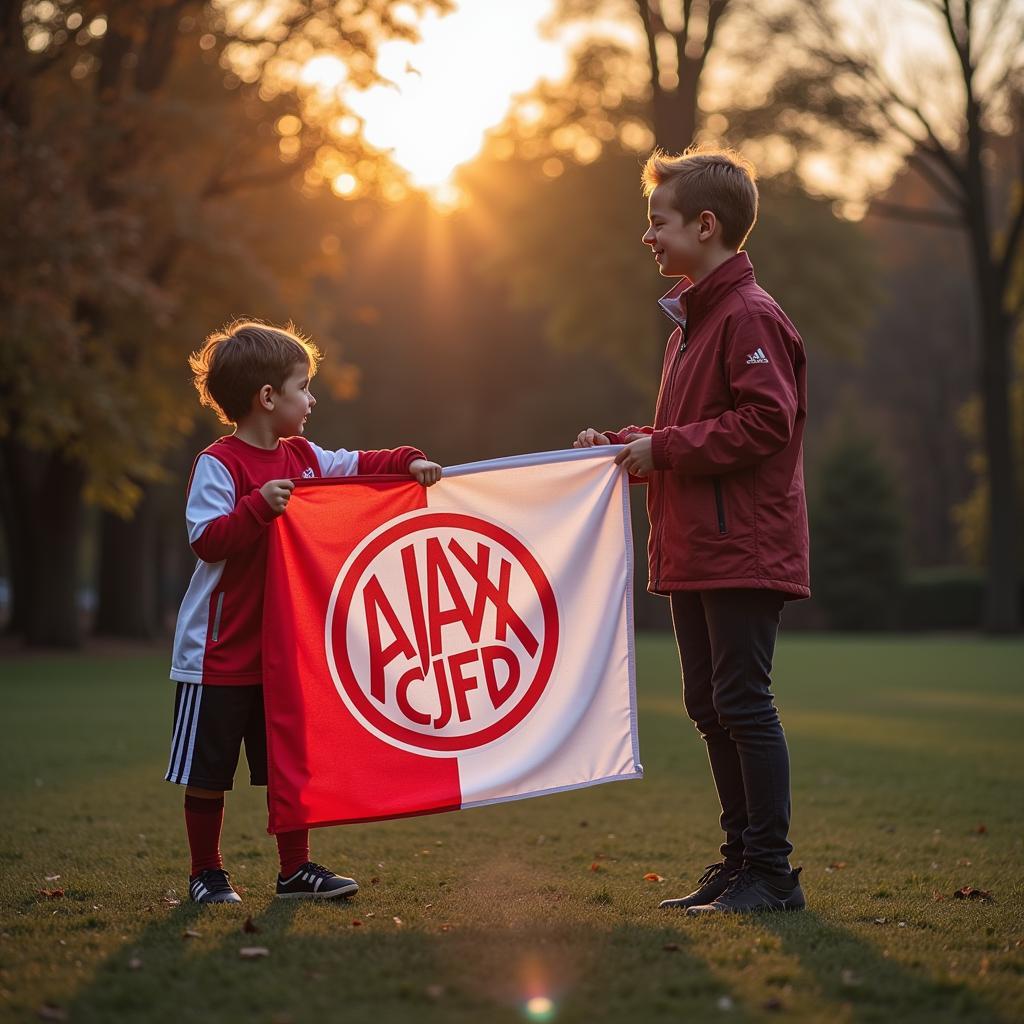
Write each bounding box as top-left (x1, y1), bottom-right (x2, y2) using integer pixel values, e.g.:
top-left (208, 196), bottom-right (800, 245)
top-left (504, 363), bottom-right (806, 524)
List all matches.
top-left (606, 252), bottom-right (810, 598)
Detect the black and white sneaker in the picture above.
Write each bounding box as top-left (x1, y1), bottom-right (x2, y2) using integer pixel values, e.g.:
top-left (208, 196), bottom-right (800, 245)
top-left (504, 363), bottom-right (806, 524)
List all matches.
top-left (659, 861), bottom-right (740, 910)
top-left (275, 862), bottom-right (359, 900)
top-left (189, 868), bottom-right (242, 904)
top-left (687, 865), bottom-right (805, 915)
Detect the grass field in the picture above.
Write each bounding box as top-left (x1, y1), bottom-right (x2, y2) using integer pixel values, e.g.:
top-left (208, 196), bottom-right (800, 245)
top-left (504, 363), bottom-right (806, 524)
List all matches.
top-left (1, 634), bottom-right (1022, 1024)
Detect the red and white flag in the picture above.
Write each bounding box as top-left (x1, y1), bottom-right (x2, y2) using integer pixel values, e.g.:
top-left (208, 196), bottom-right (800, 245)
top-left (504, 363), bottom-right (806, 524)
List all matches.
top-left (262, 448), bottom-right (641, 832)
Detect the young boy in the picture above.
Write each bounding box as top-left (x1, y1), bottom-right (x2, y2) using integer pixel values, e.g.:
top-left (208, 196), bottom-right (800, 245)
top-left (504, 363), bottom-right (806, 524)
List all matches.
top-left (167, 321), bottom-right (441, 904)
top-left (575, 146), bottom-right (808, 914)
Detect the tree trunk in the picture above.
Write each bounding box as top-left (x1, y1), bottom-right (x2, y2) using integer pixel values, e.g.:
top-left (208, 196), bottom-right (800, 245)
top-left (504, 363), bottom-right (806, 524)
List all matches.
top-left (23, 452), bottom-right (87, 647)
top-left (93, 483), bottom-right (159, 639)
top-left (977, 301), bottom-right (1020, 631)
top-left (0, 436), bottom-right (33, 635)
top-left (653, 87), bottom-right (698, 154)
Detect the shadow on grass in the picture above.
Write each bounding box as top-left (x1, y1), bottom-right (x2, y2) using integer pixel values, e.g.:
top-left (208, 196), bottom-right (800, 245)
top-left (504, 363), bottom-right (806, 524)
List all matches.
top-left (758, 910), bottom-right (1008, 1024)
top-left (57, 896), bottom-right (489, 1024)
top-left (54, 901), bottom-right (769, 1024)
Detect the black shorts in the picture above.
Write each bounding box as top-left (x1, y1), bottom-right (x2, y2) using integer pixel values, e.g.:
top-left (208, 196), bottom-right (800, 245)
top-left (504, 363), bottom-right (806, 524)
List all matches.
top-left (163, 682), bottom-right (268, 791)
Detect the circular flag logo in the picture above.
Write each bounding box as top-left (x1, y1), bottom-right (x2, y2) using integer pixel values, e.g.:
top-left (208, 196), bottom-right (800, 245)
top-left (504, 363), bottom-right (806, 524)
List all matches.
top-left (325, 510), bottom-right (560, 755)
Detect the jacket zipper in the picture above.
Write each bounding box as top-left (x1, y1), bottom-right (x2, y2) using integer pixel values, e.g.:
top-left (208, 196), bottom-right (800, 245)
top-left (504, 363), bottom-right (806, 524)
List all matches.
top-left (211, 592), bottom-right (225, 642)
top-left (655, 320), bottom-right (688, 585)
top-left (713, 478), bottom-right (727, 534)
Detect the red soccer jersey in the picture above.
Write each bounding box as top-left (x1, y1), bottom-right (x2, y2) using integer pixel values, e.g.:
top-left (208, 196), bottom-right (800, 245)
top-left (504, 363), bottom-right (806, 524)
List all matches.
top-left (170, 434), bottom-right (423, 685)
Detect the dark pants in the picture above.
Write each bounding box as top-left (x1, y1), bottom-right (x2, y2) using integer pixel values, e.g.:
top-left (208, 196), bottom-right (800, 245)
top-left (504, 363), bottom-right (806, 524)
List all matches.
top-left (670, 589), bottom-right (793, 874)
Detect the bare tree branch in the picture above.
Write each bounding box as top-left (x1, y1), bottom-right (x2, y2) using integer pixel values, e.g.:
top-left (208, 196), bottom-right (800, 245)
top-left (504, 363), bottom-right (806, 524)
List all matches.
top-left (201, 161), bottom-right (300, 200)
top-left (701, 0), bottom-right (730, 73)
top-left (867, 199), bottom-right (964, 227)
top-left (997, 197), bottom-right (1024, 295)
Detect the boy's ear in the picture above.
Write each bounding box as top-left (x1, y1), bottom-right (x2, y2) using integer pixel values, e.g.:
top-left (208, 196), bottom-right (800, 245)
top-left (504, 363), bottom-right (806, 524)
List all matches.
top-left (697, 210), bottom-right (719, 242)
top-left (256, 384), bottom-right (275, 411)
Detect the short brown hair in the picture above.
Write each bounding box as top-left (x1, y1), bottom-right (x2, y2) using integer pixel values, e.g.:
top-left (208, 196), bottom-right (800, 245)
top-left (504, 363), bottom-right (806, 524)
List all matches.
top-left (189, 320), bottom-right (321, 425)
top-left (642, 144), bottom-right (759, 250)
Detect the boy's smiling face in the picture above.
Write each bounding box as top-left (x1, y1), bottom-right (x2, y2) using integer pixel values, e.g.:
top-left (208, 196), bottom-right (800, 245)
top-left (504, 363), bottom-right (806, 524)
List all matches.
top-left (642, 184), bottom-right (702, 279)
top-left (270, 361), bottom-right (316, 437)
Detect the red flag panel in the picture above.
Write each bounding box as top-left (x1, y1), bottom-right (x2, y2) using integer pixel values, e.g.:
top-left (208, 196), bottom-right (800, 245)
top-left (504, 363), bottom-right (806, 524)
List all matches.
top-left (262, 478), bottom-right (462, 832)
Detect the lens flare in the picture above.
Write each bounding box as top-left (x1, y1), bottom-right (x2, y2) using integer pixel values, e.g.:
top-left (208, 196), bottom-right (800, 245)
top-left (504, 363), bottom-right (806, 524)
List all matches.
top-left (523, 996), bottom-right (555, 1021)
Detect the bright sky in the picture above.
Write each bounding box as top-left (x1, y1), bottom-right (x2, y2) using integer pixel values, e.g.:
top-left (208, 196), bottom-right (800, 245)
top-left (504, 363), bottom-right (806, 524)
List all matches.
top-left (346, 0), bottom-right (566, 192)
top-left (297, 0), bottom-right (962, 205)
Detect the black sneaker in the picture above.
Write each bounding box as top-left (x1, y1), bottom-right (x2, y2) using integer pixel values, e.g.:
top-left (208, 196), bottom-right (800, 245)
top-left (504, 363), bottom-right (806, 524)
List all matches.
top-left (275, 861), bottom-right (359, 900)
top-left (659, 862), bottom-right (741, 910)
top-left (687, 865), bottom-right (805, 915)
top-left (189, 868), bottom-right (242, 904)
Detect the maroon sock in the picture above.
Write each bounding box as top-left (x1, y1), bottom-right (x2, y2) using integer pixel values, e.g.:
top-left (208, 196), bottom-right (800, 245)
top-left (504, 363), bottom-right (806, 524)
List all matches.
top-left (184, 795), bottom-right (225, 877)
top-left (276, 829), bottom-right (310, 878)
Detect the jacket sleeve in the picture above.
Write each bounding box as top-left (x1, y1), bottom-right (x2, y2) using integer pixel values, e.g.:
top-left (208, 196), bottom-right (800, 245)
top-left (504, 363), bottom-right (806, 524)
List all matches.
top-left (187, 455), bottom-right (278, 563)
top-left (308, 442), bottom-right (426, 477)
top-left (650, 315), bottom-right (800, 475)
top-left (358, 445), bottom-right (426, 474)
top-left (602, 425), bottom-right (654, 444)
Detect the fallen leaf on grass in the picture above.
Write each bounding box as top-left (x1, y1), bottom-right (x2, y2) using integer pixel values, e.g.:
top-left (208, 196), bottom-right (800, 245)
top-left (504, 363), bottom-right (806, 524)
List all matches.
top-left (370, 877), bottom-right (380, 886)
top-left (351, 920), bottom-right (363, 927)
top-left (954, 886), bottom-right (993, 902)
top-left (239, 947), bottom-right (269, 960)
top-left (840, 969), bottom-right (860, 987)
top-left (932, 891), bottom-right (948, 902)
top-left (37, 889), bottom-right (64, 900)
top-left (424, 903), bottom-right (434, 909)
top-left (439, 923), bottom-right (453, 932)
top-left (716, 995), bottom-right (734, 1011)
top-left (392, 916), bottom-right (404, 927)
top-left (975, 824), bottom-right (988, 835)
top-left (127, 958), bottom-right (143, 971)
top-left (589, 862), bottom-right (604, 873)
top-left (425, 985), bottom-right (445, 1000)
top-left (825, 862), bottom-right (847, 873)
top-left (643, 873), bottom-right (664, 883)
top-left (37, 1004), bottom-right (68, 1021)
top-left (162, 896), bottom-right (181, 907)
top-left (242, 917), bottom-right (260, 934)
top-left (873, 917), bottom-right (887, 925)
top-left (44, 875), bottom-right (61, 882)
top-left (182, 929), bottom-right (202, 940)
top-left (957, 858), bottom-right (972, 867)
top-left (662, 942), bottom-right (680, 952)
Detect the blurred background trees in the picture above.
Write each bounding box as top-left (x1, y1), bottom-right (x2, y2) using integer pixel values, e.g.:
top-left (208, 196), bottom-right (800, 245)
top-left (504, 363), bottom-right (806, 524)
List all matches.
top-left (0, 0), bottom-right (1020, 645)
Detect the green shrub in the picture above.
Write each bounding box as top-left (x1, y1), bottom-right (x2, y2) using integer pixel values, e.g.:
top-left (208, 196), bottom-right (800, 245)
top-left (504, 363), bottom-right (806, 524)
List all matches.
top-left (811, 433), bottom-right (904, 630)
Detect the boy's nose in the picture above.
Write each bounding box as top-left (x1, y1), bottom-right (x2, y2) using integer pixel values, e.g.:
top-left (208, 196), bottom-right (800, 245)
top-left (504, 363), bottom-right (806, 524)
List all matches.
top-left (642, 228), bottom-right (655, 245)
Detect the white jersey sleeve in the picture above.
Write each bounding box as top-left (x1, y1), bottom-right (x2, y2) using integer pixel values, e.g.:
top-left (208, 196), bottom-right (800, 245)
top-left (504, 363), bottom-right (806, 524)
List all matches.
top-left (308, 441), bottom-right (360, 478)
top-left (186, 454), bottom-right (237, 545)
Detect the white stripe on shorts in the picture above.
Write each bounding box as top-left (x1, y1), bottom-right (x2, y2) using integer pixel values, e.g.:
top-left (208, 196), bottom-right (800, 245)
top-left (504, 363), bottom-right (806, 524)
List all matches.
top-left (165, 683), bottom-right (203, 784)
top-left (165, 684), bottom-right (194, 779)
top-left (165, 683), bottom-right (197, 782)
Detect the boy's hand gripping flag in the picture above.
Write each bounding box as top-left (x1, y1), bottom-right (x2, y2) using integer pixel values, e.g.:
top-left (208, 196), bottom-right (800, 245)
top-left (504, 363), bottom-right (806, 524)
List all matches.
top-left (262, 448), bottom-right (641, 832)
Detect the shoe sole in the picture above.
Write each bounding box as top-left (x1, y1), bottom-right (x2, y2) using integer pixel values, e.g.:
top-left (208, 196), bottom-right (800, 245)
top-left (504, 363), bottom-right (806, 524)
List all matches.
top-left (191, 895), bottom-right (243, 904)
top-left (275, 882), bottom-right (359, 900)
top-left (687, 900), bottom-right (806, 916)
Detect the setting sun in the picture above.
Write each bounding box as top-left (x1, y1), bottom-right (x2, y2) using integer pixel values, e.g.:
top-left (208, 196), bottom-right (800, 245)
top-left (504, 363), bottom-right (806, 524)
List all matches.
top-left (301, 0), bottom-right (565, 198)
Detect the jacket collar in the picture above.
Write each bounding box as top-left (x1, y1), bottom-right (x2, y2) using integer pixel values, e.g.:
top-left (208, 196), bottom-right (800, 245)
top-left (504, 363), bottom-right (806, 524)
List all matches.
top-left (657, 251), bottom-right (755, 332)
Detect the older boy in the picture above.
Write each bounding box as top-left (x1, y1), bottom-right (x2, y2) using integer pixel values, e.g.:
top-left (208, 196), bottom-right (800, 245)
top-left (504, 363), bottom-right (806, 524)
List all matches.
top-left (168, 321), bottom-right (441, 903)
top-left (575, 147), bottom-right (808, 914)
